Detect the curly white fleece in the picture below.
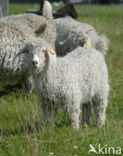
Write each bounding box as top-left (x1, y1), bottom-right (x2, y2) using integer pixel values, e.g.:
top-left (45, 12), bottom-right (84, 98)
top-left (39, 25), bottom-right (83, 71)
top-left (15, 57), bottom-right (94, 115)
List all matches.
top-left (0, 1), bottom-right (56, 94)
top-left (17, 37), bottom-right (109, 129)
top-left (54, 16), bottom-right (109, 56)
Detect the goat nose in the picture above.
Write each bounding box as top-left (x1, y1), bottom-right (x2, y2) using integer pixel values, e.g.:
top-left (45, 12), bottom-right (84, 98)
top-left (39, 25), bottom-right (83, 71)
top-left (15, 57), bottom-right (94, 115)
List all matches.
top-left (32, 60), bottom-right (38, 67)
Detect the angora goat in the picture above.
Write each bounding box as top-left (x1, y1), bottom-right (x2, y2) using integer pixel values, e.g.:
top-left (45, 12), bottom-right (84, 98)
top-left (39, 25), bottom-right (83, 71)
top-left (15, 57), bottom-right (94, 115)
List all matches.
top-left (54, 16), bottom-right (109, 56)
top-left (0, 1), bottom-right (56, 94)
top-left (1, 9), bottom-right (108, 57)
top-left (12, 37), bottom-right (109, 129)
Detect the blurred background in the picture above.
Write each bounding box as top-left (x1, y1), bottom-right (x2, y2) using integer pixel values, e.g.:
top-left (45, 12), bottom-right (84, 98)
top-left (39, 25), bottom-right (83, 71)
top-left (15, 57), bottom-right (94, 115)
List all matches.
top-left (8, 0), bottom-right (123, 4)
top-left (0, 0), bottom-right (123, 18)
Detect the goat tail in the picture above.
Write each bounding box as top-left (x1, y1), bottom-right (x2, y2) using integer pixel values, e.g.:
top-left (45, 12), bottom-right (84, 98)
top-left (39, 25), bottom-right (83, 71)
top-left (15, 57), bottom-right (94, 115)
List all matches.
top-left (96, 35), bottom-right (109, 55)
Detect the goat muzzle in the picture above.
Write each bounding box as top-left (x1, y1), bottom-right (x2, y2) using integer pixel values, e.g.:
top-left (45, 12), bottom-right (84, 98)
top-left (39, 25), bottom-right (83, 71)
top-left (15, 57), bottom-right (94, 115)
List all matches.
top-left (32, 60), bottom-right (38, 67)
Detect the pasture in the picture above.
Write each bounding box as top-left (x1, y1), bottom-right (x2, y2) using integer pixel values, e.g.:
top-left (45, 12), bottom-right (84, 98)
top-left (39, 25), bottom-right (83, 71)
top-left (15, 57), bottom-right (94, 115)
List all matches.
top-left (0, 3), bottom-right (123, 156)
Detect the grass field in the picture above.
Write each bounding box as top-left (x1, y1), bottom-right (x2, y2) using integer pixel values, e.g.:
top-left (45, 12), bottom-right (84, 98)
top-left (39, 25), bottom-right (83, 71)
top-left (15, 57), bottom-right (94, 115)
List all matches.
top-left (0, 3), bottom-right (123, 156)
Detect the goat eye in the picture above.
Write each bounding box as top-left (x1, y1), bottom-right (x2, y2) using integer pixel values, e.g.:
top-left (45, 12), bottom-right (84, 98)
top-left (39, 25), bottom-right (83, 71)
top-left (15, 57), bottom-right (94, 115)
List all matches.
top-left (42, 49), bottom-right (47, 53)
top-left (42, 47), bottom-right (47, 53)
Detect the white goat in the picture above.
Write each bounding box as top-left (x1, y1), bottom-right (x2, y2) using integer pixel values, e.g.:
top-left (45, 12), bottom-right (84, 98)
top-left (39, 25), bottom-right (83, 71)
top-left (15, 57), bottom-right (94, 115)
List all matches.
top-left (54, 16), bottom-right (109, 56)
top-left (0, 1), bottom-right (56, 94)
top-left (12, 37), bottom-right (109, 129)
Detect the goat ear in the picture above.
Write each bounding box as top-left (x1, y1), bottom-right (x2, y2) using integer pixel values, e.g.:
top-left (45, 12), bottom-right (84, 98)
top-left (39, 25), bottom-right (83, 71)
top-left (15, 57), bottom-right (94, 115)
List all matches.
top-left (35, 21), bottom-right (46, 36)
top-left (45, 49), bottom-right (57, 65)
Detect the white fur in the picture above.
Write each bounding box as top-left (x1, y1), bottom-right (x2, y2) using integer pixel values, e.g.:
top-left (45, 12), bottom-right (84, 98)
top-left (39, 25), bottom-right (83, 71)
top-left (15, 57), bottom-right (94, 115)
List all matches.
top-left (48, 50), bottom-right (57, 65)
top-left (0, 1), bottom-right (56, 94)
top-left (54, 16), bottom-right (109, 56)
top-left (14, 37), bottom-right (109, 129)
top-left (42, 0), bottom-right (53, 20)
top-left (33, 55), bottom-right (40, 67)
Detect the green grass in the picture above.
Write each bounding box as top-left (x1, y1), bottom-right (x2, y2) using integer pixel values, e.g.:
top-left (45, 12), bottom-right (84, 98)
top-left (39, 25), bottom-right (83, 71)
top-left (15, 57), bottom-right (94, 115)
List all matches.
top-left (0, 3), bottom-right (123, 156)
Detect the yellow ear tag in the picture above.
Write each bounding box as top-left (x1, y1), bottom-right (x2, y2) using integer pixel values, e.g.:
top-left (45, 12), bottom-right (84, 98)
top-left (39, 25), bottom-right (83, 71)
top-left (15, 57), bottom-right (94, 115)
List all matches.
top-left (87, 42), bottom-right (92, 47)
top-left (50, 49), bottom-right (56, 55)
